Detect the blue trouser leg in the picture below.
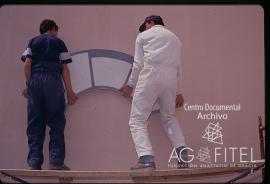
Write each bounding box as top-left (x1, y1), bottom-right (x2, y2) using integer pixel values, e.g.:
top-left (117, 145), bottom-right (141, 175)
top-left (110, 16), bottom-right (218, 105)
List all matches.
top-left (27, 72), bottom-right (66, 167)
top-left (27, 74), bottom-right (46, 167)
top-left (43, 73), bottom-right (66, 166)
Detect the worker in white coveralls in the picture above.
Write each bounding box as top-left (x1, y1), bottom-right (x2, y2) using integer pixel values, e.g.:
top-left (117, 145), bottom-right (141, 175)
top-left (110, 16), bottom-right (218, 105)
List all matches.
top-left (121, 15), bottom-right (188, 171)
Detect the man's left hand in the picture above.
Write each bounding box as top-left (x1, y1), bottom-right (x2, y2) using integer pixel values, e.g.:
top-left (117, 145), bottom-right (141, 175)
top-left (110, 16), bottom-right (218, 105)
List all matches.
top-left (22, 88), bottom-right (28, 98)
top-left (67, 90), bottom-right (78, 105)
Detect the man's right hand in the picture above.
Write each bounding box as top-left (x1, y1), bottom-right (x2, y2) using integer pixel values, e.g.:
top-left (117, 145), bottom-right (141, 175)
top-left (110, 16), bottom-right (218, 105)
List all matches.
top-left (175, 94), bottom-right (184, 108)
top-left (120, 85), bottom-right (133, 97)
top-left (67, 90), bottom-right (78, 105)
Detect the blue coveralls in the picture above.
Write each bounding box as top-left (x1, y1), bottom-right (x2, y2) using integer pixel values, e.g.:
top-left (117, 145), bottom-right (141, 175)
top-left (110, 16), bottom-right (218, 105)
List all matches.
top-left (22, 33), bottom-right (72, 168)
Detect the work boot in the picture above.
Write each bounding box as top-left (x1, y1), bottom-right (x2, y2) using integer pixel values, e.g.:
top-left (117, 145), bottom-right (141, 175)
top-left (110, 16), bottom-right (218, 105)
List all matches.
top-left (49, 164), bottom-right (70, 170)
top-left (176, 146), bottom-right (189, 169)
top-left (130, 155), bottom-right (156, 171)
top-left (29, 166), bottom-right (42, 170)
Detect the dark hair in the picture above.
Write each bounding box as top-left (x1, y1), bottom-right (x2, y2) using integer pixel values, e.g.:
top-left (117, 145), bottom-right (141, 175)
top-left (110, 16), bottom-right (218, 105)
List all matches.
top-left (139, 15), bottom-right (165, 32)
top-left (39, 19), bottom-right (58, 34)
top-left (147, 18), bottom-right (165, 26)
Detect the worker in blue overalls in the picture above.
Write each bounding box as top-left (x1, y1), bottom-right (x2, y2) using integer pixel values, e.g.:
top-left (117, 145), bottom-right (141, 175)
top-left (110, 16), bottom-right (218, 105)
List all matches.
top-left (21, 19), bottom-right (78, 170)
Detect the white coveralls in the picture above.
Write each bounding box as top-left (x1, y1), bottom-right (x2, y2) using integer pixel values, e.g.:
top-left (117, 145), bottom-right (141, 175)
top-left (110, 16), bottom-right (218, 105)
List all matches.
top-left (127, 25), bottom-right (186, 157)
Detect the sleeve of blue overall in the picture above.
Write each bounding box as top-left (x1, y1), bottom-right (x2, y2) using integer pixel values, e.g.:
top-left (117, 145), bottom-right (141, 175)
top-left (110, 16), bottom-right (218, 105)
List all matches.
top-left (58, 39), bottom-right (72, 64)
top-left (21, 49), bottom-right (27, 62)
top-left (21, 40), bottom-right (33, 62)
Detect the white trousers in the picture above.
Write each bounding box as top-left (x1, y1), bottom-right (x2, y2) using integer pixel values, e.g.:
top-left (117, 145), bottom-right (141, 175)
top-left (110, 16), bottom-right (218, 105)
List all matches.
top-left (129, 65), bottom-right (186, 157)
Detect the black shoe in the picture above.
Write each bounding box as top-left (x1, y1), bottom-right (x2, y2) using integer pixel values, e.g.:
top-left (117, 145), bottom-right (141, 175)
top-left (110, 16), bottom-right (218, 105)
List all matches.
top-left (49, 164), bottom-right (70, 170)
top-left (130, 161), bottom-right (156, 171)
top-left (29, 166), bottom-right (42, 170)
top-left (177, 152), bottom-right (189, 169)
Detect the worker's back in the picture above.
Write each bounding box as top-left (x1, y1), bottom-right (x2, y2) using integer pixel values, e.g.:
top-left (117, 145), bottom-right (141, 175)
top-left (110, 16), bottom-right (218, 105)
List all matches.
top-left (137, 25), bottom-right (182, 69)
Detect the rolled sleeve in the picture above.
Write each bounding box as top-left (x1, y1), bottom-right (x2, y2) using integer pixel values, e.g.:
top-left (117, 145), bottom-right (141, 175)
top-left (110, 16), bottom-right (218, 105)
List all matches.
top-left (21, 39), bottom-right (33, 62)
top-left (58, 39), bottom-right (72, 64)
top-left (59, 52), bottom-right (72, 64)
top-left (25, 48), bottom-right (32, 59)
top-left (21, 49), bottom-right (27, 62)
top-left (21, 48), bottom-right (32, 62)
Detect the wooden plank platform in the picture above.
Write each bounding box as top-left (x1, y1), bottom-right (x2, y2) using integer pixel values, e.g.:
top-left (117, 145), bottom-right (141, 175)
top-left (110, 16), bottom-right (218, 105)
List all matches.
top-left (0, 160), bottom-right (264, 183)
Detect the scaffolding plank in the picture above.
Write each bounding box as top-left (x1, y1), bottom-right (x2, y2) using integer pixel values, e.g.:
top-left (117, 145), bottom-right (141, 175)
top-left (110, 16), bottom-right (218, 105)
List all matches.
top-left (0, 160), bottom-right (264, 182)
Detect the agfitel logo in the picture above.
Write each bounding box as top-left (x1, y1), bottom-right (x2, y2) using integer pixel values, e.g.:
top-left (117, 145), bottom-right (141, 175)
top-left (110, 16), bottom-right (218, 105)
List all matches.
top-left (202, 122), bottom-right (223, 144)
top-left (168, 122), bottom-right (255, 167)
